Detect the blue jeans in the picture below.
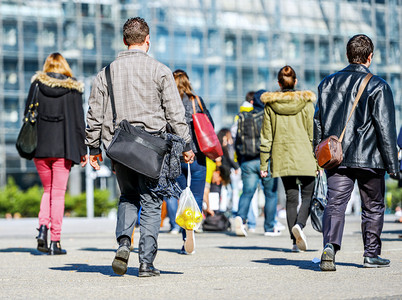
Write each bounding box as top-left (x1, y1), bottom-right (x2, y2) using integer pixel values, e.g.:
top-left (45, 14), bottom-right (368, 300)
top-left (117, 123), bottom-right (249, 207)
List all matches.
top-left (237, 158), bottom-right (278, 232)
top-left (165, 159), bottom-right (207, 236)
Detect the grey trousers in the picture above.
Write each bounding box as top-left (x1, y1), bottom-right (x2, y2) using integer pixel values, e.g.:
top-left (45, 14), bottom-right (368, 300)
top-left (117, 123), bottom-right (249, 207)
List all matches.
top-left (114, 162), bottom-right (163, 264)
top-left (323, 167), bottom-right (385, 258)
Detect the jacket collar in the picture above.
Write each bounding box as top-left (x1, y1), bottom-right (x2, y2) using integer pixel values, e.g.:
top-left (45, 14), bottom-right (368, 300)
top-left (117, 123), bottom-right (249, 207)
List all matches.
top-left (342, 64), bottom-right (371, 74)
top-left (117, 49), bottom-right (147, 59)
top-left (31, 71), bottom-right (84, 93)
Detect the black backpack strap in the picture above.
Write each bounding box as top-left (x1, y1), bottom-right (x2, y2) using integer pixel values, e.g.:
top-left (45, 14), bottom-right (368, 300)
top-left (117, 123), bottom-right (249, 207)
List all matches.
top-left (105, 64), bottom-right (117, 129)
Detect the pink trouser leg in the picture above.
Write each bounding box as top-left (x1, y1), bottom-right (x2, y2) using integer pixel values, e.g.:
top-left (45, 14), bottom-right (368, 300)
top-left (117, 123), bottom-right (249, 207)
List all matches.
top-left (34, 158), bottom-right (72, 241)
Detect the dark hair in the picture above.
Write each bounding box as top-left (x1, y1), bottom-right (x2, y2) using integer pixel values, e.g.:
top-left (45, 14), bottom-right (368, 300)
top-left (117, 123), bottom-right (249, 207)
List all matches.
top-left (346, 34), bottom-right (374, 64)
top-left (173, 69), bottom-right (195, 99)
top-left (278, 65), bottom-right (296, 90)
top-left (123, 17), bottom-right (149, 46)
top-left (245, 91), bottom-right (255, 103)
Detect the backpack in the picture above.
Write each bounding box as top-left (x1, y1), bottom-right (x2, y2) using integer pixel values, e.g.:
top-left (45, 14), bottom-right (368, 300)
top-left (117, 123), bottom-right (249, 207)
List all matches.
top-left (235, 110), bottom-right (264, 159)
top-left (202, 212), bottom-right (231, 232)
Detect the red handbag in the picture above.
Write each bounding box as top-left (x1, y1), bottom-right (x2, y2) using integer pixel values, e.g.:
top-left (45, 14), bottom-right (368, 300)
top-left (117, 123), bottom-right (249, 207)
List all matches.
top-left (191, 96), bottom-right (223, 160)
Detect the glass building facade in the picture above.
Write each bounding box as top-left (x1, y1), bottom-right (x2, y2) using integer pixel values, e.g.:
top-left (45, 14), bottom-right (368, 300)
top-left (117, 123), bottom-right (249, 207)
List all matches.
top-left (0, 0), bottom-right (401, 188)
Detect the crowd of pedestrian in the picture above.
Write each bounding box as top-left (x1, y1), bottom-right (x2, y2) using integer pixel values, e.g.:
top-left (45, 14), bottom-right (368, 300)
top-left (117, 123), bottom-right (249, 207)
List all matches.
top-left (19, 16), bottom-right (400, 277)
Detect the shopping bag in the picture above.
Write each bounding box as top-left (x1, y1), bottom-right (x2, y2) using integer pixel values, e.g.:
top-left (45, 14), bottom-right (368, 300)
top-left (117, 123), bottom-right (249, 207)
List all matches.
top-left (310, 172), bottom-right (327, 232)
top-left (192, 96), bottom-right (223, 160)
top-left (175, 164), bottom-right (203, 230)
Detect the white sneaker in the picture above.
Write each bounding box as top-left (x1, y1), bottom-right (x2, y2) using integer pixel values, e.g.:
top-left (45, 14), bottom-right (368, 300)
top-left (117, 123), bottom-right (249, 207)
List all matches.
top-left (248, 228), bottom-right (256, 233)
top-left (275, 222), bottom-right (286, 231)
top-left (184, 230), bottom-right (195, 253)
top-left (292, 244), bottom-right (300, 252)
top-left (169, 228), bottom-right (180, 235)
top-left (292, 224), bottom-right (308, 251)
top-left (264, 228), bottom-right (281, 236)
top-left (234, 216), bottom-right (247, 236)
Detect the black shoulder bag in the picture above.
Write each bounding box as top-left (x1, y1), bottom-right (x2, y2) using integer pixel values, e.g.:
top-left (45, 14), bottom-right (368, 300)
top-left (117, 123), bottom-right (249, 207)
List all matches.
top-left (104, 65), bottom-right (172, 179)
top-left (16, 84), bottom-right (39, 160)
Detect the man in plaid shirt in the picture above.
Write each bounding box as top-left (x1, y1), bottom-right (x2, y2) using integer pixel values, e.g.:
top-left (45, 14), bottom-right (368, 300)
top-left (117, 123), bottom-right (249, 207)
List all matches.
top-left (84, 17), bottom-right (194, 277)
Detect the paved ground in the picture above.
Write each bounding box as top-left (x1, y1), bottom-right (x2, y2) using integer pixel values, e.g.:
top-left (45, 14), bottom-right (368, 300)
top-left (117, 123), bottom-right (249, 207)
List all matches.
top-left (0, 215), bottom-right (401, 299)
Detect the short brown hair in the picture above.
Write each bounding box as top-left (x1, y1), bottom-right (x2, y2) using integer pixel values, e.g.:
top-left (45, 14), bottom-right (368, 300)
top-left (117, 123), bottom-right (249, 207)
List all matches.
top-left (346, 34), bottom-right (374, 64)
top-left (123, 17), bottom-right (149, 46)
top-left (278, 65), bottom-right (296, 90)
top-left (43, 52), bottom-right (73, 77)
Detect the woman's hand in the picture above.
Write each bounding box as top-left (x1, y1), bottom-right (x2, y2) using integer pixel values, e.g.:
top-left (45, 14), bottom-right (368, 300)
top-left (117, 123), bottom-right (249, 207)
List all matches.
top-left (80, 155), bottom-right (88, 167)
top-left (260, 170), bottom-right (268, 178)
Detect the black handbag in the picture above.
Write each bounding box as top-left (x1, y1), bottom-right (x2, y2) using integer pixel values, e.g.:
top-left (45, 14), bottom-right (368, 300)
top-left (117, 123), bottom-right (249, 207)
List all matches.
top-left (202, 212), bottom-right (231, 232)
top-left (16, 84), bottom-right (39, 160)
top-left (310, 173), bottom-right (327, 233)
top-left (104, 65), bottom-right (172, 179)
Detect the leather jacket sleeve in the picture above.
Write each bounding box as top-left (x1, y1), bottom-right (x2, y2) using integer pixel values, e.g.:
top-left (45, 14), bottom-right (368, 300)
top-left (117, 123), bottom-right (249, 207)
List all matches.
top-left (370, 82), bottom-right (399, 173)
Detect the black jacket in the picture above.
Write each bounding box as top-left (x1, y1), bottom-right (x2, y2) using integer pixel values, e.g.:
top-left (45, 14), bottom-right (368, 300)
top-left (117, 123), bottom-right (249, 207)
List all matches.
top-left (25, 72), bottom-right (86, 165)
top-left (313, 64), bottom-right (398, 174)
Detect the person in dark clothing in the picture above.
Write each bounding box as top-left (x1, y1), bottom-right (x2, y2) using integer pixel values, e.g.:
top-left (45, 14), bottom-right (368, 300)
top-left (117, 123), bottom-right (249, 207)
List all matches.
top-left (28, 52), bottom-right (87, 255)
top-left (165, 69), bottom-right (215, 255)
top-left (314, 34), bottom-right (399, 271)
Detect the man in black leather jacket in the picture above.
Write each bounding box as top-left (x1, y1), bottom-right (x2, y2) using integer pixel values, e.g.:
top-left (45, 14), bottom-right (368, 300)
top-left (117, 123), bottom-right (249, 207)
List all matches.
top-left (313, 34), bottom-right (398, 271)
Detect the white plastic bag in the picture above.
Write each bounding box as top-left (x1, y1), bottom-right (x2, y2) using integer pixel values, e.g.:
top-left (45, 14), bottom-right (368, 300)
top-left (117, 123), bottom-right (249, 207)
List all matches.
top-left (175, 163), bottom-right (203, 230)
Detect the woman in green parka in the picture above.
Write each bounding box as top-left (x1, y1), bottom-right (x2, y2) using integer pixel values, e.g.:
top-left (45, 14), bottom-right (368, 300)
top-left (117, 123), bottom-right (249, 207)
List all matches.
top-left (260, 65), bottom-right (317, 252)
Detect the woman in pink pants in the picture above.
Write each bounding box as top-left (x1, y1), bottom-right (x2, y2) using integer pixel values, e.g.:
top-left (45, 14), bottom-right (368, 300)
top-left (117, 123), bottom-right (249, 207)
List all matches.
top-left (24, 53), bottom-right (86, 255)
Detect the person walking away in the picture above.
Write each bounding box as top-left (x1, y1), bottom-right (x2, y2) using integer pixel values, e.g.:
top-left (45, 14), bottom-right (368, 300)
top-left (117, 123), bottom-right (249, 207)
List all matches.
top-left (234, 90), bottom-right (279, 237)
top-left (29, 53), bottom-right (86, 255)
top-left (314, 34), bottom-right (398, 271)
top-left (165, 69), bottom-right (215, 254)
top-left (231, 91), bottom-right (260, 231)
top-left (260, 66), bottom-right (317, 252)
top-left (84, 17), bottom-right (194, 277)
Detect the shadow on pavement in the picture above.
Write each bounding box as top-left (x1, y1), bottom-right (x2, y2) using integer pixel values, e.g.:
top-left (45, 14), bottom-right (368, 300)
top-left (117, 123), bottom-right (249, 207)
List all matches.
top-left (382, 229), bottom-right (402, 234)
top-left (50, 263), bottom-right (183, 276)
top-left (0, 247), bottom-right (47, 255)
top-left (253, 258), bottom-right (362, 271)
top-left (219, 246), bottom-right (317, 253)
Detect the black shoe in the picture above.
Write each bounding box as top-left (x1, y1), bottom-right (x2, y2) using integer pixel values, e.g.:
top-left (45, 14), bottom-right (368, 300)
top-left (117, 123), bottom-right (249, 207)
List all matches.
top-left (138, 262), bottom-right (161, 277)
top-left (112, 238), bottom-right (131, 275)
top-left (363, 256), bottom-right (390, 268)
top-left (48, 241), bottom-right (67, 255)
top-left (36, 225), bottom-right (49, 253)
top-left (320, 243), bottom-right (336, 271)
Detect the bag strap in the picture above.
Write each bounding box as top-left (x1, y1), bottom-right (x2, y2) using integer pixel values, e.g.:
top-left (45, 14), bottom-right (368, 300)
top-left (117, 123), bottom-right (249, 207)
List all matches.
top-left (105, 64), bottom-right (117, 129)
top-left (187, 163), bottom-right (191, 187)
top-left (191, 95), bottom-right (204, 114)
top-left (339, 73), bottom-right (373, 142)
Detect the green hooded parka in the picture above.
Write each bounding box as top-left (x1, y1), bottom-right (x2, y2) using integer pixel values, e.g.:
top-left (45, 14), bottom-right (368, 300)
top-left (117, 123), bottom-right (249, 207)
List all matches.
top-left (260, 90), bottom-right (317, 178)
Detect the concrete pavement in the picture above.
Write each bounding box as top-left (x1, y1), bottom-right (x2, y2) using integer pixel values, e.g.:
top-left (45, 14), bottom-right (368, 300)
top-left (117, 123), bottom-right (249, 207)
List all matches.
top-left (0, 215), bottom-right (401, 299)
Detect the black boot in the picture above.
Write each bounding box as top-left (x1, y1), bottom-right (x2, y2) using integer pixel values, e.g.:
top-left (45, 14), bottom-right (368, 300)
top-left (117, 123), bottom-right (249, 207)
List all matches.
top-left (112, 237), bottom-right (131, 275)
top-left (49, 241), bottom-right (67, 255)
top-left (36, 225), bottom-right (49, 253)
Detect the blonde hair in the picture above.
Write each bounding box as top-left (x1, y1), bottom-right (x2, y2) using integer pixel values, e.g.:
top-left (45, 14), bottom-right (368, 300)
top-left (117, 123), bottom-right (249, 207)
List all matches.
top-left (43, 52), bottom-right (73, 77)
top-left (173, 69), bottom-right (195, 99)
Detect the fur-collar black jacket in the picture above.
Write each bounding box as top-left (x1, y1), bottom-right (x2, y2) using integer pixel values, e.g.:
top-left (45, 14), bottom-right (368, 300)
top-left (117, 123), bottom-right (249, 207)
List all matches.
top-left (314, 64), bottom-right (398, 173)
top-left (24, 71), bottom-right (86, 165)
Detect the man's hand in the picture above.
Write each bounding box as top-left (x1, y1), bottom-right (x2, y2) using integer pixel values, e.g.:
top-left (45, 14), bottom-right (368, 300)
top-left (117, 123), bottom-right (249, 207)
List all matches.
top-left (260, 170), bottom-right (268, 178)
top-left (183, 150), bottom-right (195, 164)
top-left (80, 154), bottom-right (89, 168)
top-left (88, 153), bottom-right (103, 170)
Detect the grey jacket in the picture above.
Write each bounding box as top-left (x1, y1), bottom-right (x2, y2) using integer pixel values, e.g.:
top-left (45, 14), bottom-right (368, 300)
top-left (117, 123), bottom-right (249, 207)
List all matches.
top-left (86, 50), bottom-right (191, 155)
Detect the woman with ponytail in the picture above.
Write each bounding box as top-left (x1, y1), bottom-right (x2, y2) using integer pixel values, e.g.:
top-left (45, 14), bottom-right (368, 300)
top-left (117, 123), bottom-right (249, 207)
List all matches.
top-left (259, 66), bottom-right (318, 252)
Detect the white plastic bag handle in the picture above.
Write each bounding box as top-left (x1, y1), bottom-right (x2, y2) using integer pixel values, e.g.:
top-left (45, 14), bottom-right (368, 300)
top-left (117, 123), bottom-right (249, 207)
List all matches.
top-left (187, 163), bottom-right (191, 187)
